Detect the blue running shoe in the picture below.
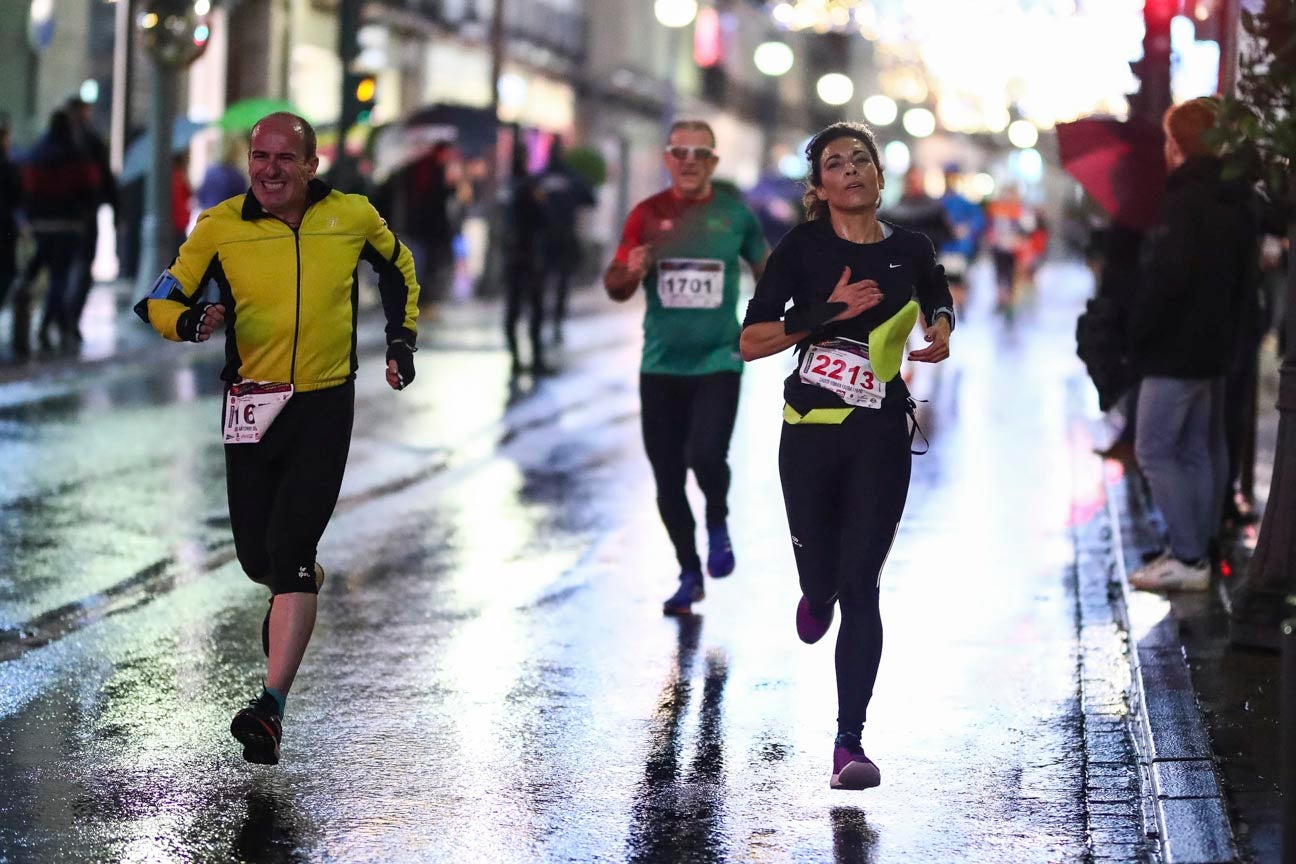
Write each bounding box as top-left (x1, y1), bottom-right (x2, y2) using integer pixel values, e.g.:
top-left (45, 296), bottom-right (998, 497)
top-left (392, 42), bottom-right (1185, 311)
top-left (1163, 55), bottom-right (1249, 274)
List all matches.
top-left (662, 570), bottom-right (705, 616)
top-left (706, 524), bottom-right (735, 578)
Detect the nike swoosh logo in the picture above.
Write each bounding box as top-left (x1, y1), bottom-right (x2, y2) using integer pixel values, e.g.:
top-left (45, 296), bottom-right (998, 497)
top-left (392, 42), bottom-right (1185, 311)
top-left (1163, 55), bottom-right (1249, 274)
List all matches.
top-left (888, 263), bottom-right (901, 269)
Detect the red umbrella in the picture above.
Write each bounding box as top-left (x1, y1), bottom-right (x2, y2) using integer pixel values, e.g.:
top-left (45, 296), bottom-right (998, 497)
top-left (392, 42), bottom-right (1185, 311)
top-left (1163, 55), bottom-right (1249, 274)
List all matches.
top-left (1056, 116), bottom-right (1166, 231)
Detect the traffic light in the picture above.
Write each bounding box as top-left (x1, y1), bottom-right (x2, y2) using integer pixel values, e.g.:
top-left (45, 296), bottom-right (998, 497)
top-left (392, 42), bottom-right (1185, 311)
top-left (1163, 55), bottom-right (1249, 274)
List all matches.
top-left (341, 71), bottom-right (376, 131)
top-left (353, 73), bottom-right (376, 125)
top-left (1129, 0), bottom-right (1176, 121)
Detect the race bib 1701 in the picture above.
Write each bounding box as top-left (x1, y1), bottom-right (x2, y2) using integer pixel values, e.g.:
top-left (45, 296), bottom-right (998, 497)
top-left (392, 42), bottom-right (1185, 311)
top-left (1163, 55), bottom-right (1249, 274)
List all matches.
top-left (799, 338), bottom-right (885, 409)
top-left (223, 381), bottom-right (294, 444)
top-left (657, 258), bottom-right (724, 309)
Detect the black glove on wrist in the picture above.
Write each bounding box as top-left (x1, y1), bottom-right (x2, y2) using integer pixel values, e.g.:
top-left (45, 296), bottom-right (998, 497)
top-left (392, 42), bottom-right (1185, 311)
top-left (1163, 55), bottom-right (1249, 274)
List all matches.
top-left (175, 302), bottom-right (215, 343)
top-left (784, 302), bottom-right (847, 336)
top-left (386, 340), bottom-right (417, 389)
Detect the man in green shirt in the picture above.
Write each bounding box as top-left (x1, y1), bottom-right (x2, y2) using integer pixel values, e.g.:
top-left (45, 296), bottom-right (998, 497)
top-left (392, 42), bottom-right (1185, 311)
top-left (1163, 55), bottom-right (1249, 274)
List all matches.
top-left (604, 119), bottom-right (768, 615)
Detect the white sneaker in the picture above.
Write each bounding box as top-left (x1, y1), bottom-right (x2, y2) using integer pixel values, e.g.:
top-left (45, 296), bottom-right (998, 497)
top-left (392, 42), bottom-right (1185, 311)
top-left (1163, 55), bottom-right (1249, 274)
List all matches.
top-left (1129, 554), bottom-right (1209, 592)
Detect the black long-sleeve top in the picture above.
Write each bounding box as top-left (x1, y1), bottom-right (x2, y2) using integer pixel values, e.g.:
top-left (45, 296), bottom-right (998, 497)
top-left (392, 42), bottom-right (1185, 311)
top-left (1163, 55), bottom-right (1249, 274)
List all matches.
top-left (742, 218), bottom-right (953, 412)
top-left (1127, 156), bottom-right (1260, 379)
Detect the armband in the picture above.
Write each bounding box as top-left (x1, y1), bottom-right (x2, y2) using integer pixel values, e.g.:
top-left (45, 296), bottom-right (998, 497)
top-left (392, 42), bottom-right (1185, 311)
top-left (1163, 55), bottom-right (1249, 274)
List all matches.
top-left (146, 270), bottom-right (185, 302)
top-left (784, 302), bottom-right (846, 335)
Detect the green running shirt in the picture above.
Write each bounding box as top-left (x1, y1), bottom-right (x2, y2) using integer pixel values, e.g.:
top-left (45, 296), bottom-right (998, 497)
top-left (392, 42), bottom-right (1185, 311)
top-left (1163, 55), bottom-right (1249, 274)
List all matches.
top-left (614, 182), bottom-right (767, 376)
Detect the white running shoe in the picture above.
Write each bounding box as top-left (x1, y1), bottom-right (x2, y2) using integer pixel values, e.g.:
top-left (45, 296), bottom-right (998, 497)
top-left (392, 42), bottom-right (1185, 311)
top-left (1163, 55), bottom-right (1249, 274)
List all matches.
top-left (1129, 554), bottom-right (1209, 592)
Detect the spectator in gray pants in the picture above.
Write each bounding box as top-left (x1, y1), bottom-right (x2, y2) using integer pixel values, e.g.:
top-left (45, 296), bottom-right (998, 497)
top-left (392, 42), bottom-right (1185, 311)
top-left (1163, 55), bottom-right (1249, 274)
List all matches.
top-left (1126, 98), bottom-right (1260, 592)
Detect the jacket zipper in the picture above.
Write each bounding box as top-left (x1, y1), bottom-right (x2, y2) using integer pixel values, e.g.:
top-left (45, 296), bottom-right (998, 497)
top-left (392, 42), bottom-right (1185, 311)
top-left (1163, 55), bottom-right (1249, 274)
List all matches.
top-left (290, 225), bottom-right (301, 384)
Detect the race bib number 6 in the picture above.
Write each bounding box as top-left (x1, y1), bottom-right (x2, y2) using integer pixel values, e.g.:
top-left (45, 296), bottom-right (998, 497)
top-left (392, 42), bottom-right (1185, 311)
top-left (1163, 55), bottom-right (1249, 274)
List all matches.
top-left (657, 258), bottom-right (724, 309)
top-left (224, 381), bottom-right (294, 444)
top-left (799, 338), bottom-right (885, 409)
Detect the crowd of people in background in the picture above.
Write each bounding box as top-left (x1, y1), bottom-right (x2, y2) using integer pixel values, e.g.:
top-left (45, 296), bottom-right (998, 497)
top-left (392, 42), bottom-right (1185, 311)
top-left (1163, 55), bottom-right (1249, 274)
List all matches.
top-left (0, 96), bottom-right (1062, 372)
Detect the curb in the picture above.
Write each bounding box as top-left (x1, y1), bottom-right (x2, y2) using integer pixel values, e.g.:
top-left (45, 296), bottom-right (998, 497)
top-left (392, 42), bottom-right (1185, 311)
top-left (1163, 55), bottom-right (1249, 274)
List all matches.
top-left (1104, 468), bottom-right (1240, 864)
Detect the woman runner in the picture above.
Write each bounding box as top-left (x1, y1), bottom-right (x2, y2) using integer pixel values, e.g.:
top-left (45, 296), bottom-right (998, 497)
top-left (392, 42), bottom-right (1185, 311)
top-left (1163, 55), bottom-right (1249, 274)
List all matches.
top-left (739, 122), bottom-right (953, 790)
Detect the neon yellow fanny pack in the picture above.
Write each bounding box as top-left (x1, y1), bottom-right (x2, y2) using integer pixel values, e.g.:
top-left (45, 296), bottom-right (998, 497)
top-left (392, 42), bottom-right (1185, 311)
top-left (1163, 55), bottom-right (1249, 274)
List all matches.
top-left (783, 403), bottom-right (854, 425)
top-left (868, 299), bottom-right (919, 382)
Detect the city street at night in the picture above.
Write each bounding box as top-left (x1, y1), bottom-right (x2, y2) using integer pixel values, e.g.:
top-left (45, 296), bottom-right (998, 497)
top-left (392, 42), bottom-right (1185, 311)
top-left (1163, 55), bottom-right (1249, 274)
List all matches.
top-left (0, 266), bottom-right (1153, 862)
top-left (1, 0), bottom-right (1289, 860)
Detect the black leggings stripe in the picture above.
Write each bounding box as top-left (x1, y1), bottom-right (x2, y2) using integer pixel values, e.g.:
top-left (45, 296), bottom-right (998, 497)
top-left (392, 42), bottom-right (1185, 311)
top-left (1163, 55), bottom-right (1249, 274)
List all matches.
top-left (225, 381), bottom-right (355, 596)
top-left (778, 406), bottom-right (912, 736)
top-left (640, 371), bottom-right (741, 572)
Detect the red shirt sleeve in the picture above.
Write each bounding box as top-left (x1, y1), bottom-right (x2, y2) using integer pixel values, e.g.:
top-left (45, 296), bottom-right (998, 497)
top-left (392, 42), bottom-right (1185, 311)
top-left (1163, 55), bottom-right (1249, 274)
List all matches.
top-left (613, 203), bottom-right (647, 264)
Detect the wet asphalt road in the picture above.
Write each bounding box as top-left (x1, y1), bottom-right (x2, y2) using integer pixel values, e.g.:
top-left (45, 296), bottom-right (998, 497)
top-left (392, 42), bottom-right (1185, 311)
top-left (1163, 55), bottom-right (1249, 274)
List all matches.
top-left (0, 262), bottom-right (1130, 863)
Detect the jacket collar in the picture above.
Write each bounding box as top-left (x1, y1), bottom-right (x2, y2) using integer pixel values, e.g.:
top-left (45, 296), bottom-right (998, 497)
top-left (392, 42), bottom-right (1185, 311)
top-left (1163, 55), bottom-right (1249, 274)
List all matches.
top-left (1167, 155), bottom-right (1222, 188)
top-left (241, 178), bottom-right (333, 222)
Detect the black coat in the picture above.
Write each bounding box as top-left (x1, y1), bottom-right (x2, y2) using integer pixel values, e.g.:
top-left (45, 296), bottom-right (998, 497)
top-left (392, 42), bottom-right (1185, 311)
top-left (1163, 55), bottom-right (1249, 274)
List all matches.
top-left (1127, 156), bottom-right (1259, 379)
top-left (0, 154), bottom-right (21, 247)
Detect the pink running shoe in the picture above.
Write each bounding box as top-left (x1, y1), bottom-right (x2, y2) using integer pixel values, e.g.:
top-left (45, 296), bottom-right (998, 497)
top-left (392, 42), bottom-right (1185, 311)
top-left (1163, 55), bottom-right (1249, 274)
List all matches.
top-left (796, 596), bottom-right (834, 644)
top-left (830, 733), bottom-right (881, 790)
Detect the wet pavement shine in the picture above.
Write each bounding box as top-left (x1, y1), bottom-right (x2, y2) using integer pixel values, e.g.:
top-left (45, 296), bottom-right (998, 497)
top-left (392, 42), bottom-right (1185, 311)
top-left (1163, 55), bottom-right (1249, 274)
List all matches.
top-left (0, 262), bottom-right (1142, 863)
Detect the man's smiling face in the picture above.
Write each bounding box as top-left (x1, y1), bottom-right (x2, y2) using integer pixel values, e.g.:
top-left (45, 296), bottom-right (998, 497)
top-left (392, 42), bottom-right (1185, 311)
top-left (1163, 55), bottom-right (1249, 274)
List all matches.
top-left (247, 115), bottom-right (318, 220)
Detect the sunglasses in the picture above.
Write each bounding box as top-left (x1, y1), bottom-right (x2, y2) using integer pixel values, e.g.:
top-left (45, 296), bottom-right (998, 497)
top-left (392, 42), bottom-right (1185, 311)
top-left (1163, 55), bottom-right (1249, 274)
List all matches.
top-left (665, 145), bottom-right (716, 161)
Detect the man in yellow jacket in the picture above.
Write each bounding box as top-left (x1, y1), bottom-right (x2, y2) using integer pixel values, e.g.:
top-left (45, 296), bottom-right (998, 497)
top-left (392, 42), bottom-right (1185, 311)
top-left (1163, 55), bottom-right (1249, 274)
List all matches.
top-left (135, 112), bottom-right (420, 765)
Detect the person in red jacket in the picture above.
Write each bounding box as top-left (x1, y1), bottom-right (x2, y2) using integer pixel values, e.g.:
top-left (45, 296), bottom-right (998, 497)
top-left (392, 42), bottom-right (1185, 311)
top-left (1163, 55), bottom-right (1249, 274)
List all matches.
top-left (14, 109), bottom-right (100, 354)
top-left (171, 152), bottom-right (192, 239)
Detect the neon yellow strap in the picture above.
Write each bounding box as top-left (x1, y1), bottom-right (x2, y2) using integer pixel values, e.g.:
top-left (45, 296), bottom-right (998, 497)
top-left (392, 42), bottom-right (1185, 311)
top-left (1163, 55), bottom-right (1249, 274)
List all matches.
top-left (783, 403), bottom-right (855, 425)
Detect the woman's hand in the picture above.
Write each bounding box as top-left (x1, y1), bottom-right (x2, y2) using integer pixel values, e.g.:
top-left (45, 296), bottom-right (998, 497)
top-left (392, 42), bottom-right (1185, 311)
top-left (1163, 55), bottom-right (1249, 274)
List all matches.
top-left (908, 316), bottom-right (951, 363)
top-left (827, 267), bottom-right (883, 322)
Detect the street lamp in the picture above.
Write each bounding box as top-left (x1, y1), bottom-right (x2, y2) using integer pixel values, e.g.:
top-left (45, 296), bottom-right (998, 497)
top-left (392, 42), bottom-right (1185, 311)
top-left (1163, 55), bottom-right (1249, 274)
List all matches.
top-left (1008, 119), bottom-right (1040, 148)
top-left (863, 94), bottom-right (898, 126)
top-left (902, 107), bottom-right (936, 138)
top-left (817, 73), bottom-right (854, 106)
top-left (655, 0), bottom-right (697, 174)
top-left (135, 0), bottom-right (211, 295)
top-left (654, 0), bottom-right (698, 28)
top-left (754, 41), bottom-right (794, 77)
top-left (754, 41), bottom-right (794, 178)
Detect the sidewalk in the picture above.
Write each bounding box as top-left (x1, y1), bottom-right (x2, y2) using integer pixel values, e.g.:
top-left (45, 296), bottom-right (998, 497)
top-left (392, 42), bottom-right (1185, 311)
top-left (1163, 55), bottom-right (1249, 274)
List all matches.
top-left (1102, 345), bottom-right (1283, 863)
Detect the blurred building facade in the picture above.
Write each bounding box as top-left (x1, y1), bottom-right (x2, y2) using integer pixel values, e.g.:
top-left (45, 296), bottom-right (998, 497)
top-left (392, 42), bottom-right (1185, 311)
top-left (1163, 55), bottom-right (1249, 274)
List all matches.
top-left (1, 0), bottom-right (866, 275)
top-left (12, 0), bottom-right (1164, 280)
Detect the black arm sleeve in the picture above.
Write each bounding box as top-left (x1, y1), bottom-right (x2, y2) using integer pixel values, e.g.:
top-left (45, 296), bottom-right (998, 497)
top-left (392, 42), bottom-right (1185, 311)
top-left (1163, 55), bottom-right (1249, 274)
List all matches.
top-left (913, 234), bottom-right (955, 331)
top-left (360, 237), bottom-right (418, 347)
top-left (742, 235), bottom-right (798, 328)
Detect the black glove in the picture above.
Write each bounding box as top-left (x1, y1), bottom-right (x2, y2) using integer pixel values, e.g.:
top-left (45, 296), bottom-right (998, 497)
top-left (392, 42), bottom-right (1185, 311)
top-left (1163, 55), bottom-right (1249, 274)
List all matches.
top-left (386, 339), bottom-right (416, 389)
top-left (784, 301), bottom-right (847, 336)
top-left (175, 302), bottom-right (216, 343)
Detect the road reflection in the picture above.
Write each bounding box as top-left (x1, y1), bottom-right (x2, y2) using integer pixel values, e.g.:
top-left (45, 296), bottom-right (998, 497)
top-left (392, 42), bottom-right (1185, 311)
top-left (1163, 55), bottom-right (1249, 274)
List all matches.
top-left (233, 789), bottom-right (304, 864)
top-left (627, 615), bottom-right (731, 863)
top-left (831, 806), bottom-right (878, 863)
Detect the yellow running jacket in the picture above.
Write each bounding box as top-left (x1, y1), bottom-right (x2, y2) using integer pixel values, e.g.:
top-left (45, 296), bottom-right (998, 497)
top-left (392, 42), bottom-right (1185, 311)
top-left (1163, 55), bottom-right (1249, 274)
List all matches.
top-left (135, 179), bottom-right (420, 392)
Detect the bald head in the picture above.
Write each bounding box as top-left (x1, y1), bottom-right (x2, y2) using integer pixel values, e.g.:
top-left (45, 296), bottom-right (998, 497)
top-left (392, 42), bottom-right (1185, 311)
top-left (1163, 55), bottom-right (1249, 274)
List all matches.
top-left (248, 112), bottom-right (320, 226)
top-left (250, 112), bottom-right (316, 161)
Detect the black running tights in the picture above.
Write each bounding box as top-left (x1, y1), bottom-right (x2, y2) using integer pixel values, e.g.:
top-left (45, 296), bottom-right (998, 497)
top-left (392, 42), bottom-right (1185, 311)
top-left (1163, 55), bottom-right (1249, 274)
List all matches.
top-left (225, 381), bottom-right (355, 596)
top-left (640, 371), bottom-right (741, 572)
top-left (778, 405), bottom-right (912, 737)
